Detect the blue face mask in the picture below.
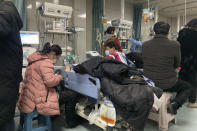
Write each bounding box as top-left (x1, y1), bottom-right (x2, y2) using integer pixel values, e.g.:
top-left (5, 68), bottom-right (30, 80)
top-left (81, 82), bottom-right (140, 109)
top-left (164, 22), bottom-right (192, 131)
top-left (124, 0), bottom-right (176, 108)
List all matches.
top-left (105, 50), bottom-right (110, 56)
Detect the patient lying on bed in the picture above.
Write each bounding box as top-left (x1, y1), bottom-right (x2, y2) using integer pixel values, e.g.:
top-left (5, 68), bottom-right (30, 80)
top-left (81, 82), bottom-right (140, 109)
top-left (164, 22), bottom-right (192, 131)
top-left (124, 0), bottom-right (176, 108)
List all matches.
top-left (104, 41), bottom-right (132, 66)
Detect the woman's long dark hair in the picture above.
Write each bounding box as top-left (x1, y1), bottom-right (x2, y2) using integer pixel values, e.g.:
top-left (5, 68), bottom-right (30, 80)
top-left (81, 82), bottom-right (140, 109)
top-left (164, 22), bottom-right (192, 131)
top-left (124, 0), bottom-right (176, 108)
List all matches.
top-left (105, 26), bottom-right (115, 35)
top-left (41, 42), bottom-right (62, 56)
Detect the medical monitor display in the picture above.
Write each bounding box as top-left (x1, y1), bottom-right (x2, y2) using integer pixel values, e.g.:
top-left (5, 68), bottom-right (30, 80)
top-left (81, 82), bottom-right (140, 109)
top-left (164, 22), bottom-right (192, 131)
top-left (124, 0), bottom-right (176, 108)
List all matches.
top-left (20, 31), bottom-right (39, 45)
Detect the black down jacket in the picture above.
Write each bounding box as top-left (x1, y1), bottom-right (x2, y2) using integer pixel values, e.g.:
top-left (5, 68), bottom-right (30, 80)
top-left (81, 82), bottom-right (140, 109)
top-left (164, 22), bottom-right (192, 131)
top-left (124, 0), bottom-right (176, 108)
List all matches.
top-left (126, 52), bottom-right (143, 69)
top-left (74, 57), bottom-right (157, 130)
top-left (101, 78), bottom-right (154, 130)
top-left (74, 57), bottom-right (142, 84)
top-left (177, 28), bottom-right (197, 84)
top-left (0, 1), bottom-right (23, 126)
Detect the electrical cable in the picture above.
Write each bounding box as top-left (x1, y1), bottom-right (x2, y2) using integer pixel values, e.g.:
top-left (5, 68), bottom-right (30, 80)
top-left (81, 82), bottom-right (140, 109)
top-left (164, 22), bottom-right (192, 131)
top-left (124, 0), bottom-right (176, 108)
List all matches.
top-left (75, 33), bottom-right (80, 64)
top-left (69, 20), bottom-right (80, 64)
top-left (71, 30), bottom-right (80, 64)
top-left (52, 33), bottom-right (55, 43)
top-left (35, 2), bottom-right (43, 50)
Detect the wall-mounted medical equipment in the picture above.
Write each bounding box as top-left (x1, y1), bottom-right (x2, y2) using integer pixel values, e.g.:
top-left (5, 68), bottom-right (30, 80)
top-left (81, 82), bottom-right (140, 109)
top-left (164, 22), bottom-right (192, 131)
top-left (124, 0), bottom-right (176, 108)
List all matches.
top-left (38, 2), bottom-right (75, 66)
top-left (111, 19), bottom-right (132, 29)
top-left (39, 2), bottom-right (73, 34)
top-left (111, 19), bottom-right (133, 53)
top-left (40, 2), bottom-right (72, 18)
top-left (44, 19), bottom-right (70, 34)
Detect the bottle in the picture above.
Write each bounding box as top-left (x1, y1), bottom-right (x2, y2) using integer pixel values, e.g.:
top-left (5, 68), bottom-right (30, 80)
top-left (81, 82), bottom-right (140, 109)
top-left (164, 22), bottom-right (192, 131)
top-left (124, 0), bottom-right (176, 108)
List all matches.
top-left (99, 100), bottom-right (116, 126)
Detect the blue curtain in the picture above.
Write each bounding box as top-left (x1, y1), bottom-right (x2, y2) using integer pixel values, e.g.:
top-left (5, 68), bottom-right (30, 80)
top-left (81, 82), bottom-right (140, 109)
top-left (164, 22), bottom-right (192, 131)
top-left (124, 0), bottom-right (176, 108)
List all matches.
top-left (132, 5), bottom-right (143, 40)
top-left (12, 0), bottom-right (27, 31)
top-left (92, 0), bottom-right (104, 53)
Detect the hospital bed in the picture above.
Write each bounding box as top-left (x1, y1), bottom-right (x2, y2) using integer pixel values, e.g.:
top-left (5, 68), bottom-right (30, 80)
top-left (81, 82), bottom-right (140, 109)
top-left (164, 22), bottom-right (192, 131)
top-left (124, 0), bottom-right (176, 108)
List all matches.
top-left (60, 70), bottom-right (131, 131)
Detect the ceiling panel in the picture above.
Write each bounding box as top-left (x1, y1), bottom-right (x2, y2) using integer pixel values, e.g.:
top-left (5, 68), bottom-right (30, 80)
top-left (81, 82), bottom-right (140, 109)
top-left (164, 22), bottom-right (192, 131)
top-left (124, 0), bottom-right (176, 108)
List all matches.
top-left (126, 0), bottom-right (151, 4)
top-left (124, 0), bottom-right (197, 17)
top-left (158, 0), bottom-right (197, 17)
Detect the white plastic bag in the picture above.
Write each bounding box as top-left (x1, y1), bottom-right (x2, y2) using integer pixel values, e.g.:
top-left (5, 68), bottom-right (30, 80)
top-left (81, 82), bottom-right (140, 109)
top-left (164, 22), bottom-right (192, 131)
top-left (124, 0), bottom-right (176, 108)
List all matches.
top-left (88, 110), bottom-right (99, 125)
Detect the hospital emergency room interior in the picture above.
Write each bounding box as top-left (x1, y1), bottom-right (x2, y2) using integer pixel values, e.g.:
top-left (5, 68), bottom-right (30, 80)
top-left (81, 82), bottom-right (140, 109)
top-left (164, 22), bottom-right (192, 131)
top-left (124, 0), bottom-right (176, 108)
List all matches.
top-left (1, 0), bottom-right (197, 131)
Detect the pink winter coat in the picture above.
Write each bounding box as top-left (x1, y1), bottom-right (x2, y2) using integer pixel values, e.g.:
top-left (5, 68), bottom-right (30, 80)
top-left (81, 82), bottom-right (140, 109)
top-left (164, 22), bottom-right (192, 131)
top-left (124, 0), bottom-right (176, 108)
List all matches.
top-left (18, 52), bottom-right (62, 115)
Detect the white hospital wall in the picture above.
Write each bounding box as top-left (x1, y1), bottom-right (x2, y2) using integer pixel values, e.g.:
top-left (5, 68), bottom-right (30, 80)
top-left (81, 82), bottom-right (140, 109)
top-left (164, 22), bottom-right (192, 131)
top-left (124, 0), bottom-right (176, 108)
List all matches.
top-left (160, 15), bottom-right (197, 36)
top-left (105, 0), bottom-right (133, 31)
top-left (73, 0), bottom-right (87, 63)
top-left (168, 17), bottom-right (177, 34)
top-left (105, 0), bottom-right (133, 21)
top-left (160, 15), bottom-right (197, 37)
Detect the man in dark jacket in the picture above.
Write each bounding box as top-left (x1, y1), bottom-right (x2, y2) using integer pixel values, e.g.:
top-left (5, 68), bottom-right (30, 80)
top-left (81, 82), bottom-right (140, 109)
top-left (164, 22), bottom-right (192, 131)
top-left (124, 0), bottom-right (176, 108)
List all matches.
top-left (177, 18), bottom-right (197, 108)
top-left (0, 1), bottom-right (23, 130)
top-left (142, 21), bottom-right (192, 114)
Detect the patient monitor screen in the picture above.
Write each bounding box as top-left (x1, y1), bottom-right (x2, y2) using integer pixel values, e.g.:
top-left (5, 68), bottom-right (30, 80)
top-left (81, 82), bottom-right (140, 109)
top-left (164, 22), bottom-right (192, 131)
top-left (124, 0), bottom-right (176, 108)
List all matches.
top-left (20, 32), bottom-right (39, 45)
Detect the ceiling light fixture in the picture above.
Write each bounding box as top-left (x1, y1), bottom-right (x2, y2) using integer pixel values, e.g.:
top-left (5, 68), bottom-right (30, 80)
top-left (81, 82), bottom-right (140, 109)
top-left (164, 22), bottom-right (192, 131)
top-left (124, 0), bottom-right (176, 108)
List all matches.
top-left (107, 21), bottom-right (111, 24)
top-left (78, 13), bottom-right (86, 18)
top-left (36, 2), bottom-right (42, 9)
top-left (27, 4), bottom-right (32, 9)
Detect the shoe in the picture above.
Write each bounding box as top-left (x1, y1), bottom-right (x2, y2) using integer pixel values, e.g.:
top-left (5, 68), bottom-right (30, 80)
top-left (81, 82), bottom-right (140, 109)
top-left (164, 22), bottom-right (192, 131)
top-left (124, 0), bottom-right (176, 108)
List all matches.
top-left (167, 102), bottom-right (178, 115)
top-left (187, 103), bottom-right (197, 108)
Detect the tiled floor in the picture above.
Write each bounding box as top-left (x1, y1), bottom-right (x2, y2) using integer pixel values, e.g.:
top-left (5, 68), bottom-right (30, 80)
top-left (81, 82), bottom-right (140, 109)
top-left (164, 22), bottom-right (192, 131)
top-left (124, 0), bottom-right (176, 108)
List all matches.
top-left (15, 105), bottom-right (197, 131)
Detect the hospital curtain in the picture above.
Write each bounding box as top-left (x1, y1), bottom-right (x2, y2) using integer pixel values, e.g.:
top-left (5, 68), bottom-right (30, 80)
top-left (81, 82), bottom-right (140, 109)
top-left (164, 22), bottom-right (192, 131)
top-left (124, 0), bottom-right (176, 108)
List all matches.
top-left (132, 5), bottom-right (143, 40)
top-left (92, 0), bottom-right (104, 53)
top-left (12, 0), bottom-right (27, 31)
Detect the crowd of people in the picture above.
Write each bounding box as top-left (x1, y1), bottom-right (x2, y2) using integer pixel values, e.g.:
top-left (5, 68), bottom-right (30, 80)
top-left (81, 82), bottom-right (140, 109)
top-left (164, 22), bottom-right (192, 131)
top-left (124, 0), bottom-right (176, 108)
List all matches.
top-left (1, 0), bottom-right (197, 131)
top-left (104, 20), bottom-right (197, 115)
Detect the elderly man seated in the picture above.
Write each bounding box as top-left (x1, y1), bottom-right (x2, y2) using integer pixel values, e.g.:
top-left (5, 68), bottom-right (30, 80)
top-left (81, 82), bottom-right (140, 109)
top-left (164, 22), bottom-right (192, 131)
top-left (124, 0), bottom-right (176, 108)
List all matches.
top-left (142, 21), bottom-right (192, 115)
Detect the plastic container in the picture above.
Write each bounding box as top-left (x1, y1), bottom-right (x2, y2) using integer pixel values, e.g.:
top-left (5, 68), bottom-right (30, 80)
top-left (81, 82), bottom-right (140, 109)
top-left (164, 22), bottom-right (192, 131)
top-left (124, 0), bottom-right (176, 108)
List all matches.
top-left (99, 100), bottom-right (116, 127)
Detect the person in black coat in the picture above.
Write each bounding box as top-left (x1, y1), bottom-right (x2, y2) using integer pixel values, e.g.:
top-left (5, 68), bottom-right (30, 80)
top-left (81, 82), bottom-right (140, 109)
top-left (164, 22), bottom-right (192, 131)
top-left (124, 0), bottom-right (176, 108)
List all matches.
top-left (0, 1), bottom-right (23, 130)
top-left (177, 18), bottom-right (197, 108)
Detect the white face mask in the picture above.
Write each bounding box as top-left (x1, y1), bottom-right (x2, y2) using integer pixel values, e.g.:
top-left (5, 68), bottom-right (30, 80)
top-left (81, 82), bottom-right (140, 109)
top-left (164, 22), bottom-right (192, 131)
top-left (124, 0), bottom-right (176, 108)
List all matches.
top-left (105, 50), bottom-right (110, 56)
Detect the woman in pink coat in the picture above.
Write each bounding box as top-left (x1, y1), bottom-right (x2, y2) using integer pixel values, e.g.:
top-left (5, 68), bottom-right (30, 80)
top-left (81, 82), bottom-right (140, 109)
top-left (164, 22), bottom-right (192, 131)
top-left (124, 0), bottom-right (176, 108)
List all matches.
top-left (18, 42), bottom-right (63, 115)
